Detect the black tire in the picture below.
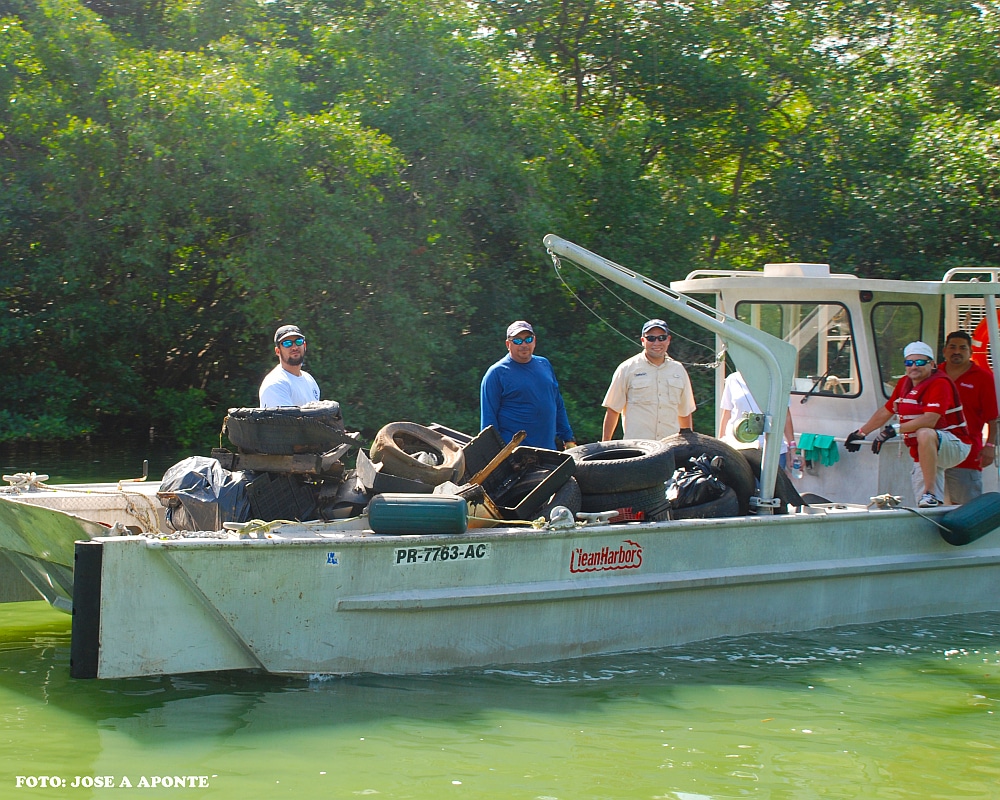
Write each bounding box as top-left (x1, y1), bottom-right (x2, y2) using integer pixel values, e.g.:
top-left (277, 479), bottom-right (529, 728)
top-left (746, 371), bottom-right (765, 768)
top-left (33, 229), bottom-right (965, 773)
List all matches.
top-left (369, 422), bottom-right (465, 487)
top-left (799, 492), bottom-right (832, 506)
top-left (223, 401), bottom-right (348, 455)
top-left (738, 448), bottom-right (805, 513)
top-left (539, 476), bottom-right (583, 520)
top-left (660, 430), bottom-right (757, 514)
top-left (566, 440), bottom-right (675, 494)
top-left (580, 483), bottom-right (666, 514)
top-left (653, 486), bottom-right (740, 521)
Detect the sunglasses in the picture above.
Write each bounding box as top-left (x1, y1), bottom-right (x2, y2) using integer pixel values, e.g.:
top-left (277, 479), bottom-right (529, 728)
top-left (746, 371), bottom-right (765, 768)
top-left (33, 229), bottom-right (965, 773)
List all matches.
top-left (509, 335), bottom-right (534, 345)
top-left (903, 358), bottom-right (931, 367)
top-left (279, 337), bottom-right (305, 348)
top-left (644, 334), bottom-right (669, 342)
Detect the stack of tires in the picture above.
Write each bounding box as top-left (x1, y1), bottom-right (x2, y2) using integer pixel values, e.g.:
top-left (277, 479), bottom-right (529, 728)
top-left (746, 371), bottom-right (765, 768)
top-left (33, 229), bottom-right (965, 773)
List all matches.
top-left (565, 431), bottom-right (785, 522)
top-left (565, 440), bottom-right (675, 520)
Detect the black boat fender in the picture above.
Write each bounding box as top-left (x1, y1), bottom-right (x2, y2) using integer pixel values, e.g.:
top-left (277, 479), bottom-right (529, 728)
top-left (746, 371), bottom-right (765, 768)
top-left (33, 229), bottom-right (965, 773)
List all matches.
top-left (937, 492), bottom-right (1000, 546)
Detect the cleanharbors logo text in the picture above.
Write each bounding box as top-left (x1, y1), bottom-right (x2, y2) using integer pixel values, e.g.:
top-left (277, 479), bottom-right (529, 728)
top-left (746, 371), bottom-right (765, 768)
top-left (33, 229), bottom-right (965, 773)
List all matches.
top-left (570, 539), bottom-right (642, 573)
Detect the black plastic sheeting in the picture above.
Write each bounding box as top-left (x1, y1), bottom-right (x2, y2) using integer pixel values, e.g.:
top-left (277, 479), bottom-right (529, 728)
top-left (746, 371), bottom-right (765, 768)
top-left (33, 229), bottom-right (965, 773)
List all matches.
top-left (158, 456), bottom-right (252, 531)
top-left (665, 454), bottom-right (728, 509)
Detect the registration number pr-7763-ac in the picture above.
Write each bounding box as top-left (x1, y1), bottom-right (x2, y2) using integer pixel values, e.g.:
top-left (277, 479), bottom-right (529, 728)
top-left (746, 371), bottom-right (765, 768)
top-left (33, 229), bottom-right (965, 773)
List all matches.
top-left (394, 543), bottom-right (491, 565)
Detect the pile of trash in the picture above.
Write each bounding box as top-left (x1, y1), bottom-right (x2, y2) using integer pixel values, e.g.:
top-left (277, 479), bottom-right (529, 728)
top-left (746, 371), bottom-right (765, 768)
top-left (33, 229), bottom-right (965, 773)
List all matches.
top-left (156, 405), bottom-right (761, 532)
top-left (156, 403), bottom-right (577, 531)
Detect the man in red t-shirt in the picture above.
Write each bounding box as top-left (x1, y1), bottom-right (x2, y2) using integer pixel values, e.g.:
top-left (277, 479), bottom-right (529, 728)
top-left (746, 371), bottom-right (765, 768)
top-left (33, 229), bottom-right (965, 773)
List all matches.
top-left (844, 341), bottom-right (972, 507)
top-left (940, 330), bottom-right (999, 504)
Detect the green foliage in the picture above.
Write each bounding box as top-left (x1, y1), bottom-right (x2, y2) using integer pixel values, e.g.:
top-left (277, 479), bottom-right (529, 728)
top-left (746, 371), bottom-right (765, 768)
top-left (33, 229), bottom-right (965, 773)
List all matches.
top-left (150, 387), bottom-right (218, 448)
top-left (2, 0), bottom-right (1000, 446)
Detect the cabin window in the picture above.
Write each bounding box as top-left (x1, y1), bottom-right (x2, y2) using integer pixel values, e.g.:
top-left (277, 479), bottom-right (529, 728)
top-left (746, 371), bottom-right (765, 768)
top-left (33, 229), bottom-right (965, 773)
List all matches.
top-left (735, 301), bottom-right (860, 398)
top-left (871, 303), bottom-right (923, 398)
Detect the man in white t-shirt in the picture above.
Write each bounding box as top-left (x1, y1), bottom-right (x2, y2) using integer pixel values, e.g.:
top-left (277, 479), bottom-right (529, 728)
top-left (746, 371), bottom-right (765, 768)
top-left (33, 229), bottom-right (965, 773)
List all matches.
top-left (601, 319), bottom-right (696, 440)
top-left (718, 371), bottom-right (796, 469)
top-left (258, 324), bottom-right (321, 407)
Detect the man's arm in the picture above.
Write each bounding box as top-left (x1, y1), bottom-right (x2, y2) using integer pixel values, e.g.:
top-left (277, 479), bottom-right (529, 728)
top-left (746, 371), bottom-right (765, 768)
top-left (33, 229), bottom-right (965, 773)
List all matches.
top-left (856, 406), bottom-right (894, 436)
top-left (602, 407), bottom-right (621, 441)
top-left (897, 411), bottom-right (941, 433)
top-left (718, 409), bottom-right (732, 439)
top-left (480, 370), bottom-right (502, 432)
top-left (981, 420), bottom-right (999, 467)
top-left (553, 387), bottom-right (575, 446)
top-left (783, 411), bottom-right (795, 449)
top-left (678, 414), bottom-right (693, 430)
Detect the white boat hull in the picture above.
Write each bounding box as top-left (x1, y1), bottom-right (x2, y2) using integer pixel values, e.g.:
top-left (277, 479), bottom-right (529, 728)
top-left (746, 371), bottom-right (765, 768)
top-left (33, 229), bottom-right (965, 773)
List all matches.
top-left (70, 506), bottom-right (1000, 679)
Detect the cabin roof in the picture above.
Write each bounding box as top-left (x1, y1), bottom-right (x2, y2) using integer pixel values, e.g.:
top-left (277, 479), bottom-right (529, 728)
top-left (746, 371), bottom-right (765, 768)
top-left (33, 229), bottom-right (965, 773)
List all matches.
top-left (672, 267), bottom-right (1000, 298)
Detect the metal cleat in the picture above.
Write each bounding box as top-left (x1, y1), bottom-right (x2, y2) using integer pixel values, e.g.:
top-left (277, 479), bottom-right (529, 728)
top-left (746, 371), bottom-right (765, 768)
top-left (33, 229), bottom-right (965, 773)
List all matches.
top-left (868, 493), bottom-right (903, 509)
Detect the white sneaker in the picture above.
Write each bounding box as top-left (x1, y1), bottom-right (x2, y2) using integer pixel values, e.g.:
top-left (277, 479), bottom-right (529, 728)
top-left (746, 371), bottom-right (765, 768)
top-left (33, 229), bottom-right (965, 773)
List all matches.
top-left (918, 493), bottom-right (942, 508)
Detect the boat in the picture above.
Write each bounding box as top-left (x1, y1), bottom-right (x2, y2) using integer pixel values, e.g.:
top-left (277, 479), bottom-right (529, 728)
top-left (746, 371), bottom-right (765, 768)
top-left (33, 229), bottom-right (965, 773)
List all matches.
top-left (1, 235), bottom-right (1000, 680)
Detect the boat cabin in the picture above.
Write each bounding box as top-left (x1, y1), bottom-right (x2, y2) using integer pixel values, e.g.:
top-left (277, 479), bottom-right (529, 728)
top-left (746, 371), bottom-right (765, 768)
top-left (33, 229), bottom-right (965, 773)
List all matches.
top-left (671, 265), bottom-right (1000, 506)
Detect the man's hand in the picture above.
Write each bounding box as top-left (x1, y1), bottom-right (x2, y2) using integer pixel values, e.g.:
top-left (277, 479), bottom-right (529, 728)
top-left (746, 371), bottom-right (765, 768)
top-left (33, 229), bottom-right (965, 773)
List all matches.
top-left (871, 425), bottom-right (898, 455)
top-left (844, 429), bottom-right (866, 452)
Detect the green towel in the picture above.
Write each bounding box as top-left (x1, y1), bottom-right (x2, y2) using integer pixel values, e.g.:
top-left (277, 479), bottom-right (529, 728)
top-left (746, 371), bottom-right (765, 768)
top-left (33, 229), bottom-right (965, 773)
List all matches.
top-left (798, 432), bottom-right (840, 467)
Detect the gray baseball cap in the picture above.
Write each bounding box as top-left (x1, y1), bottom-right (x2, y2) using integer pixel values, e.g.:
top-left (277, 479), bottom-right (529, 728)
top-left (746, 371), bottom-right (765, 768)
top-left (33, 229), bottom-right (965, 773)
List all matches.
top-left (274, 324), bottom-right (304, 344)
top-left (506, 321), bottom-right (534, 339)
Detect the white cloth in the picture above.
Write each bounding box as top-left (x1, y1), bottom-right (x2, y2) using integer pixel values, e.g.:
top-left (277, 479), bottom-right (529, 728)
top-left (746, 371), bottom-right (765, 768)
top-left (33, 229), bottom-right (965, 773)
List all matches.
top-left (602, 353), bottom-right (696, 439)
top-left (720, 372), bottom-right (789, 454)
top-left (258, 365), bottom-right (320, 407)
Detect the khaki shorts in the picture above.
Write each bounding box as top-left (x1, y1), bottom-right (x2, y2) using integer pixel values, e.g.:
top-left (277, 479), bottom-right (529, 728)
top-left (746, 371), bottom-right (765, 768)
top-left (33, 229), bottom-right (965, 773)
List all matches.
top-left (910, 430), bottom-right (971, 503)
top-left (945, 467), bottom-right (983, 505)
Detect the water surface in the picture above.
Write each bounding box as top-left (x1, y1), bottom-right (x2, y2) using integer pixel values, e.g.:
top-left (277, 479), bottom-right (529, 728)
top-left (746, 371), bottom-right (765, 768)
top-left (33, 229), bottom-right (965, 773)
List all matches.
top-left (2, 603), bottom-right (996, 798)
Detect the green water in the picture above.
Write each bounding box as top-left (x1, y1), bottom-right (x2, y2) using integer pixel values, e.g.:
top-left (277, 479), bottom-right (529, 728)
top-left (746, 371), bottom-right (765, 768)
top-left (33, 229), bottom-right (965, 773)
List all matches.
top-left (0, 438), bottom-right (190, 485)
top-left (1, 602), bottom-right (997, 799)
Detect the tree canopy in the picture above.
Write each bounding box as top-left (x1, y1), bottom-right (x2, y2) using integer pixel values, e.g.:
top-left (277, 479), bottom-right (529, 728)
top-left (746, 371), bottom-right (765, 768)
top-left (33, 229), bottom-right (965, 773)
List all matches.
top-left (2, 0), bottom-right (998, 445)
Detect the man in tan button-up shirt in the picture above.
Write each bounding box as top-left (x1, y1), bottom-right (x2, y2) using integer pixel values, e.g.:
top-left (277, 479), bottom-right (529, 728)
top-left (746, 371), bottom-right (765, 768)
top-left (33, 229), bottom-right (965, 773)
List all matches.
top-left (601, 319), bottom-right (696, 441)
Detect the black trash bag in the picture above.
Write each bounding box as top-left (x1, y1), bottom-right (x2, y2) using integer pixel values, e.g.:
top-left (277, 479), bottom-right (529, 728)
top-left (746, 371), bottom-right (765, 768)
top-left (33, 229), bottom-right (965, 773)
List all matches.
top-left (665, 454), bottom-right (728, 509)
top-left (158, 456), bottom-right (252, 531)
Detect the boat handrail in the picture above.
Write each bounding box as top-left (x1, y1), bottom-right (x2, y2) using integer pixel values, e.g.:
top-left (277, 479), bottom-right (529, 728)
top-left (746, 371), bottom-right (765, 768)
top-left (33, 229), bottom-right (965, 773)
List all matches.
top-left (543, 234), bottom-right (797, 511)
top-left (680, 269), bottom-right (763, 281)
top-left (942, 267), bottom-right (1000, 284)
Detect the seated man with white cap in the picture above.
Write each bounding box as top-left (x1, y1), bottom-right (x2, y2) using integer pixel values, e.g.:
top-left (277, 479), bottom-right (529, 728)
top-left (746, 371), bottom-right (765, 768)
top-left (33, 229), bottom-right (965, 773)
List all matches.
top-left (844, 341), bottom-right (972, 507)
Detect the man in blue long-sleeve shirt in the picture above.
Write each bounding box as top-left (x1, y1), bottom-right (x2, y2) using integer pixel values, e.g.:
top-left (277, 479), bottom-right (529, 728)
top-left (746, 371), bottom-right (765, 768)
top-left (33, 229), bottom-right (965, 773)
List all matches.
top-left (480, 321), bottom-right (577, 450)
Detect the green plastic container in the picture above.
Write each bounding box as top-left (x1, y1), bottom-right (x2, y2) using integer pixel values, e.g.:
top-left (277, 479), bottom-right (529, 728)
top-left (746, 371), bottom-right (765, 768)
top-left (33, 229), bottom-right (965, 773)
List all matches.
top-left (367, 493), bottom-right (469, 536)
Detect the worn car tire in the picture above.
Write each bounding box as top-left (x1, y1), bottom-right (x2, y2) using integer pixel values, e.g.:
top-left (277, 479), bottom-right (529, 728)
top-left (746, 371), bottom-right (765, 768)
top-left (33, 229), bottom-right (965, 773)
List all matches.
top-left (369, 422), bottom-right (465, 487)
top-left (223, 401), bottom-right (347, 455)
top-left (566, 439), bottom-right (675, 494)
top-left (656, 486), bottom-right (740, 521)
top-left (799, 492), bottom-right (831, 506)
top-left (737, 448), bottom-right (806, 513)
top-left (660, 430), bottom-right (757, 515)
top-left (539, 476), bottom-right (583, 520)
top-left (580, 483), bottom-right (667, 514)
